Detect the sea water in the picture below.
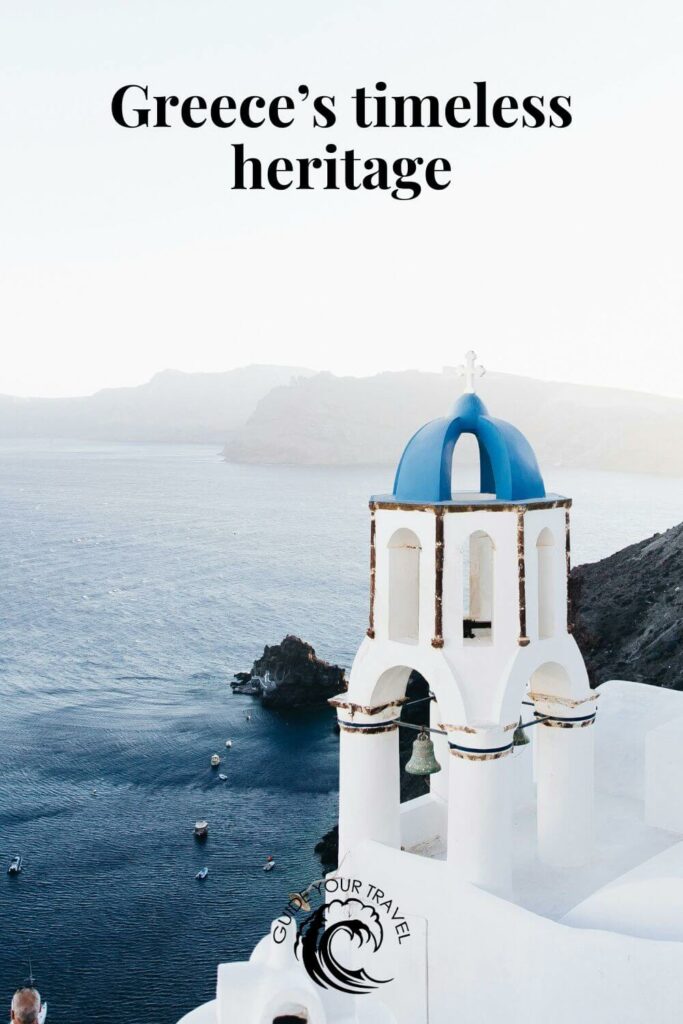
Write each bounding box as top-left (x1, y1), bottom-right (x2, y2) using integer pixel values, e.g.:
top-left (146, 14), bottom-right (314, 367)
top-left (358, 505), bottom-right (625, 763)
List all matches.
top-left (0, 440), bottom-right (681, 1023)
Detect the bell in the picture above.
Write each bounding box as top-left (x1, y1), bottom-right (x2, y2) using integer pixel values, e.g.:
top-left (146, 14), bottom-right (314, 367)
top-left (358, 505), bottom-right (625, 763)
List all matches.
top-left (405, 729), bottom-right (442, 775)
top-left (513, 717), bottom-right (529, 746)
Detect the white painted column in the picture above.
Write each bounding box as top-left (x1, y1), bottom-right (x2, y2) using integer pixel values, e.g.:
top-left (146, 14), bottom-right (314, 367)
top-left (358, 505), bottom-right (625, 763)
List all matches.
top-left (430, 701), bottom-right (450, 804)
top-left (512, 740), bottom-right (535, 811)
top-left (535, 697), bottom-right (596, 868)
top-left (334, 701), bottom-right (402, 865)
top-left (446, 727), bottom-right (513, 898)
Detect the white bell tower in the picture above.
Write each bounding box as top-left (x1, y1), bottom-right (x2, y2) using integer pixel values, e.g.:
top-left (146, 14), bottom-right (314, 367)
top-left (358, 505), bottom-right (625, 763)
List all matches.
top-left (331, 353), bottom-right (596, 896)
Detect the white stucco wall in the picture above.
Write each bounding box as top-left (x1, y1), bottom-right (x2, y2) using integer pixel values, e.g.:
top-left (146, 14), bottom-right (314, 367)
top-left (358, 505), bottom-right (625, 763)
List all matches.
top-left (344, 839), bottom-right (683, 1024)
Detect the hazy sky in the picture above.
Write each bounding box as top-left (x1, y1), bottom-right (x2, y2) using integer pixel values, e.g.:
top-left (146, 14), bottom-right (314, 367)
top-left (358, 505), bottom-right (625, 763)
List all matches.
top-left (1, 0), bottom-right (682, 398)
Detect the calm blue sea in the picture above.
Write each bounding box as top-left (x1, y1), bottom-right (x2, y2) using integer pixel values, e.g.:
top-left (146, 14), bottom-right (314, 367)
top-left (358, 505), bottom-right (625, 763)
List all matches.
top-left (0, 441), bottom-right (681, 1023)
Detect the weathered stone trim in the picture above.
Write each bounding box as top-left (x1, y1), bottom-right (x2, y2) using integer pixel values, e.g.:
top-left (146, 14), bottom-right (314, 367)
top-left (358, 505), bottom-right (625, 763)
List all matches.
top-left (370, 497), bottom-right (572, 514)
top-left (367, 510), bottom-right (376, 639)
top-left (450, 746), bottom-right (514, 762)
top-left (328, 696), bottom-right (409, 716)
top-left (339, 721), bottom-right (398, 734)
top-left (433, 509), bottom-right (445, 648)
top-left (517, 511), bottom-right (529, 644)
top-left (538, 716), bottom-right (596, 730)
top-left (565, 508), bottom-right (572, 633)
top-left (439, 721), bottom-right (518, 735)
top-left (528, 690), bottom-right (599, 709)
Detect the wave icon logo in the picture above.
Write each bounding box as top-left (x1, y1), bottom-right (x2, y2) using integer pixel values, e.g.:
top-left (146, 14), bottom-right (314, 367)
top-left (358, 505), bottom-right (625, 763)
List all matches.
top-left (294, 897), bottom-right (393, 995)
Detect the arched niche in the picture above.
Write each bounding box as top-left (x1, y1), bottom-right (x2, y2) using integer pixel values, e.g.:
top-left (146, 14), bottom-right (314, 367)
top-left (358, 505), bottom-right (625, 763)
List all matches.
top-left (530, 661), bottom-right (572, 699)
top-left (496, 640), bottom-right (591, 725)
top-left (463, 530), bottom-right (494, 643)
top-left (536, 527), bottom-right (555, 639)
top-left (388, 528), bottom-right (421, 643)
top-left (350, 655), bottom-right (467, 726)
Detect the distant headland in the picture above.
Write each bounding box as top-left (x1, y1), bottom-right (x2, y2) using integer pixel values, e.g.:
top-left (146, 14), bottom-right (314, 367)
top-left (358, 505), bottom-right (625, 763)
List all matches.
top-left (2, 365), bottom-right (683, 477)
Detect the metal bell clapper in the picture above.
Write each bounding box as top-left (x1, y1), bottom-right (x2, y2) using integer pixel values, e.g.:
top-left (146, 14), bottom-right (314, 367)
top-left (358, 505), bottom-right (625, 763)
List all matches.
top-left (405, 728), bottom-right (442, 775)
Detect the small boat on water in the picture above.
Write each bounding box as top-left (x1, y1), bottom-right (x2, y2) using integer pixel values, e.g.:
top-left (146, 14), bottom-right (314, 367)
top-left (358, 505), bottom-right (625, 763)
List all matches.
top-left (195, 867), bottom-right (209, 881)
top-left (210, 754), bottom-right (221, 767)
top-left (13, 957), bottom-right (47, 1021)
top-left (288, 891), bottom-right (312, 912)
top-left (263, 855), bottom-right (275, 873)
top-left (194, 820), bottom-right (209, 841)
top-left (218, 773), bottom-right (227, 781)
top-left (12, 996), bottom-right (47, 1022)
top-left (7, 855), bottom-right (22, 875)
top-left (225, 739), bottom-right (233, 748)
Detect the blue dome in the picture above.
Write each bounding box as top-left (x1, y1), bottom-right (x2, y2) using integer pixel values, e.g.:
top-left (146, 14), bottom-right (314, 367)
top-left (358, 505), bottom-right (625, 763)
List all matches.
top-left (392, 393), bottom-right (545, 503)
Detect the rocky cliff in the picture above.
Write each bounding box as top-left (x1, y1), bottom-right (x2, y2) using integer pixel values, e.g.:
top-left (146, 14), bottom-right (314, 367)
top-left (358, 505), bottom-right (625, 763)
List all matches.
top-left (570, 522), bottom-right (683, 689)
top-left (231, 635), bottom-right (346, 710)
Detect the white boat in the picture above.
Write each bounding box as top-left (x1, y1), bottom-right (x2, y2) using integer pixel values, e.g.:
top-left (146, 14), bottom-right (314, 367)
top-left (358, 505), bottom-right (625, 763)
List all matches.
top-left (194, 820), bottom-right (209, 840)
top-left (210, 754), bottom-right (221, 767)
top-left (218, 773), bottom-right (227, 781)
top-left (263, 857), bottom-right (275, 872)
top-left (7, 855), bottom-right (22, 875)
top-left (195, 867), bottom-right (209, 880)
top-left (288, 891), bottom-right (312, 912)
top-left (225, 739), bottom-right (233, 748)
top-left (12, 973), bottom-right (46, 1021)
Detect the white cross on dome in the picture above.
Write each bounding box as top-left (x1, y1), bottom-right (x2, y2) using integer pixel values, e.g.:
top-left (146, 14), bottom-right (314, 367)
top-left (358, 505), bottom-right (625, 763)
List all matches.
top-left (456, 350), bottom-right (486, 394)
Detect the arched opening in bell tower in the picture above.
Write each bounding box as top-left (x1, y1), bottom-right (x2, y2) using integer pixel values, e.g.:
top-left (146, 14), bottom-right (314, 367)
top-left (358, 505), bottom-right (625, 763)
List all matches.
top-left (388, 528), bottom-right (421, 643)
top-left (340, 662), bottom-right (467, 867)
top-left (536, 527), bottom-right (555, 639)
top-left (399, 670), bottom-right (431, 800)
top-left (395, 671), bottom-right (449, 860)
top-left (463, 530), bottom-right (494, 643)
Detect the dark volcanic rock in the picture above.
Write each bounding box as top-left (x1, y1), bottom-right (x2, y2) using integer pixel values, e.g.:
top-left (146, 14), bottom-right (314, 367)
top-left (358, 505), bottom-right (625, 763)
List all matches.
top-left (570, 522), bottom-right (683, 689)
top-left (314, 825), bottom-right (339, 875)
top-left (231, 635), bottom-right (346, 710)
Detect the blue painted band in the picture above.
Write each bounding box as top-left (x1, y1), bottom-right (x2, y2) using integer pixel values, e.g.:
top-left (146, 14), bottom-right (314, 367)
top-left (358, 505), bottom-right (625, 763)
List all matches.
top-left (339, 719), bottom-right (396, 732)
top-left (448, 740), bottom-right (514, 755)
